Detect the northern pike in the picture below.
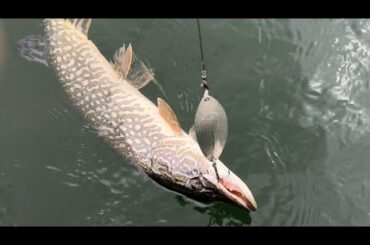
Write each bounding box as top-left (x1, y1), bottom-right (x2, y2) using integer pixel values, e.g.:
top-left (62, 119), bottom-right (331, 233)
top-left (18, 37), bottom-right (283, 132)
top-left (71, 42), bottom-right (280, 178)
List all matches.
top-left (16, 19), bottom-right (257, 212)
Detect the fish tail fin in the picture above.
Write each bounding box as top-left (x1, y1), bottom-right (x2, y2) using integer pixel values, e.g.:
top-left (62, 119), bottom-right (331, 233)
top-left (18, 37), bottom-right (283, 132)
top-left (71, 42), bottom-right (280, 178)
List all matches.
top-left (67, 19), bottom-right (92, 36)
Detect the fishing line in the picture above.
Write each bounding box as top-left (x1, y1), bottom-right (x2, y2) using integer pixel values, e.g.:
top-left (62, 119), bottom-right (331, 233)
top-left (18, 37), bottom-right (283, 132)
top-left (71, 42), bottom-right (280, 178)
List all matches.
top-left (196, 19), bottom-right (209, 91)
top-left (196, 19), bottom-right (221, 182)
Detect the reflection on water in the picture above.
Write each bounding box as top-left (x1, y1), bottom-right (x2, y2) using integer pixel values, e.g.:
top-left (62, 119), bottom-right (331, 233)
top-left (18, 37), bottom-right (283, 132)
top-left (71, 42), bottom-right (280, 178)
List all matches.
top-left (293, 19), bottom-right (370, 146)
top-left (175, 196), bottom-right (251, 226)
top-left (2, 19), bottom-right (370, 225)
top-left (0, 177), bottom-right (13, 225)
top-left (0, 21), bottom-right (5, 77)
top-left (194, 203), bottom-right (251, 226)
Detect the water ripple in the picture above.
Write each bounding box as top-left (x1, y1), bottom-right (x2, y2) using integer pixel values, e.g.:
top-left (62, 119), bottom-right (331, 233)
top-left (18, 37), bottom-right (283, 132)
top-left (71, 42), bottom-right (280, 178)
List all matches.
top-left (294, 19), bottom-right (370, 146)
top-left (6, 18), bottom-right (370, 225)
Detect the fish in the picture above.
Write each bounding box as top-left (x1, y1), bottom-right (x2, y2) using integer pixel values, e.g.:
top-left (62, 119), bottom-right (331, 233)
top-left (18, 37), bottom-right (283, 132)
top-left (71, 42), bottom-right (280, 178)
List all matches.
top-left (16, 19), bottom-right (257, 212)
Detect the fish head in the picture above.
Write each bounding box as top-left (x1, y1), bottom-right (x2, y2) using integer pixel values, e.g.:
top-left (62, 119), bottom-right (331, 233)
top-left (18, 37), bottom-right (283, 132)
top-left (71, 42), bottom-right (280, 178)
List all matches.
top-left (201, 158), bottom-right (257, 212)
top-left (147, 136), bottom-right (257, 212)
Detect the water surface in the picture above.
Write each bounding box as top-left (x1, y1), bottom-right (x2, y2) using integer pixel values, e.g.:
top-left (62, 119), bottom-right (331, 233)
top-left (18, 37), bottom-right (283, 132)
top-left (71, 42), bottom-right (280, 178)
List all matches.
top-left (1, 19), bottom-right (370, 225)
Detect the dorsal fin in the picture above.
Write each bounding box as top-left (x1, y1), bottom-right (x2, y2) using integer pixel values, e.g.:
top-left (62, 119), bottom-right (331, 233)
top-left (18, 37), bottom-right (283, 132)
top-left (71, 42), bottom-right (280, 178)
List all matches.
top-left (68, 19), bottom-right (92, 36)
top-left (15, 35), bottom-right (48, 66)
top-left (112, 43), bottom-right (155, 89)
top-left (157, 98), bottom-right (182, 135)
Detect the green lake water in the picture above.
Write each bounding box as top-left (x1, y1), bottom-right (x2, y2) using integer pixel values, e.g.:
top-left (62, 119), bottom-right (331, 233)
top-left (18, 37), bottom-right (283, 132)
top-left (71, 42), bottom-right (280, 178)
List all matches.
top-left (1, 19), bottom-right (370, 225)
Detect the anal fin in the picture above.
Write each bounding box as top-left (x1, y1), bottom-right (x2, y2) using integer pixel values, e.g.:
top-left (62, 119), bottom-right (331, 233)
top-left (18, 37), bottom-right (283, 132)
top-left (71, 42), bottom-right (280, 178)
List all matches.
top-left (112, 43), bottom-right (133, 78)
top-left (112, 43), bottom-right (155, 89)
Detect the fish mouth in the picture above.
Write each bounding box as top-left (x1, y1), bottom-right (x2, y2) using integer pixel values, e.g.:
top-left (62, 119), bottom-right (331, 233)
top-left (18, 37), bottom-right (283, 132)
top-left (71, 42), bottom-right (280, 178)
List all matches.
top-left (219, 177), bottom-right (257, 212)
top-left (202, 159), bottom-right (257, 212)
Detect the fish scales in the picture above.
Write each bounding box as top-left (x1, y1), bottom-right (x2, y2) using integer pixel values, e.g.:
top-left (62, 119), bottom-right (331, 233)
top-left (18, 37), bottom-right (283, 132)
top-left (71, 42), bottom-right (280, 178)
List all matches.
top-left (44, 19), bottom-right (174, 164)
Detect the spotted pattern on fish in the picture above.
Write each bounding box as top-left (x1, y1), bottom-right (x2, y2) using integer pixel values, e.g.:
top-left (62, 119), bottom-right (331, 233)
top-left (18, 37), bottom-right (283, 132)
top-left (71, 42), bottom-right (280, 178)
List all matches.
top-left (16, 19), bottom-right (258, 213)
top-left (150, 137), bottom-right (208, 180)
top-left (43, 19), bottom-right (181, 165)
